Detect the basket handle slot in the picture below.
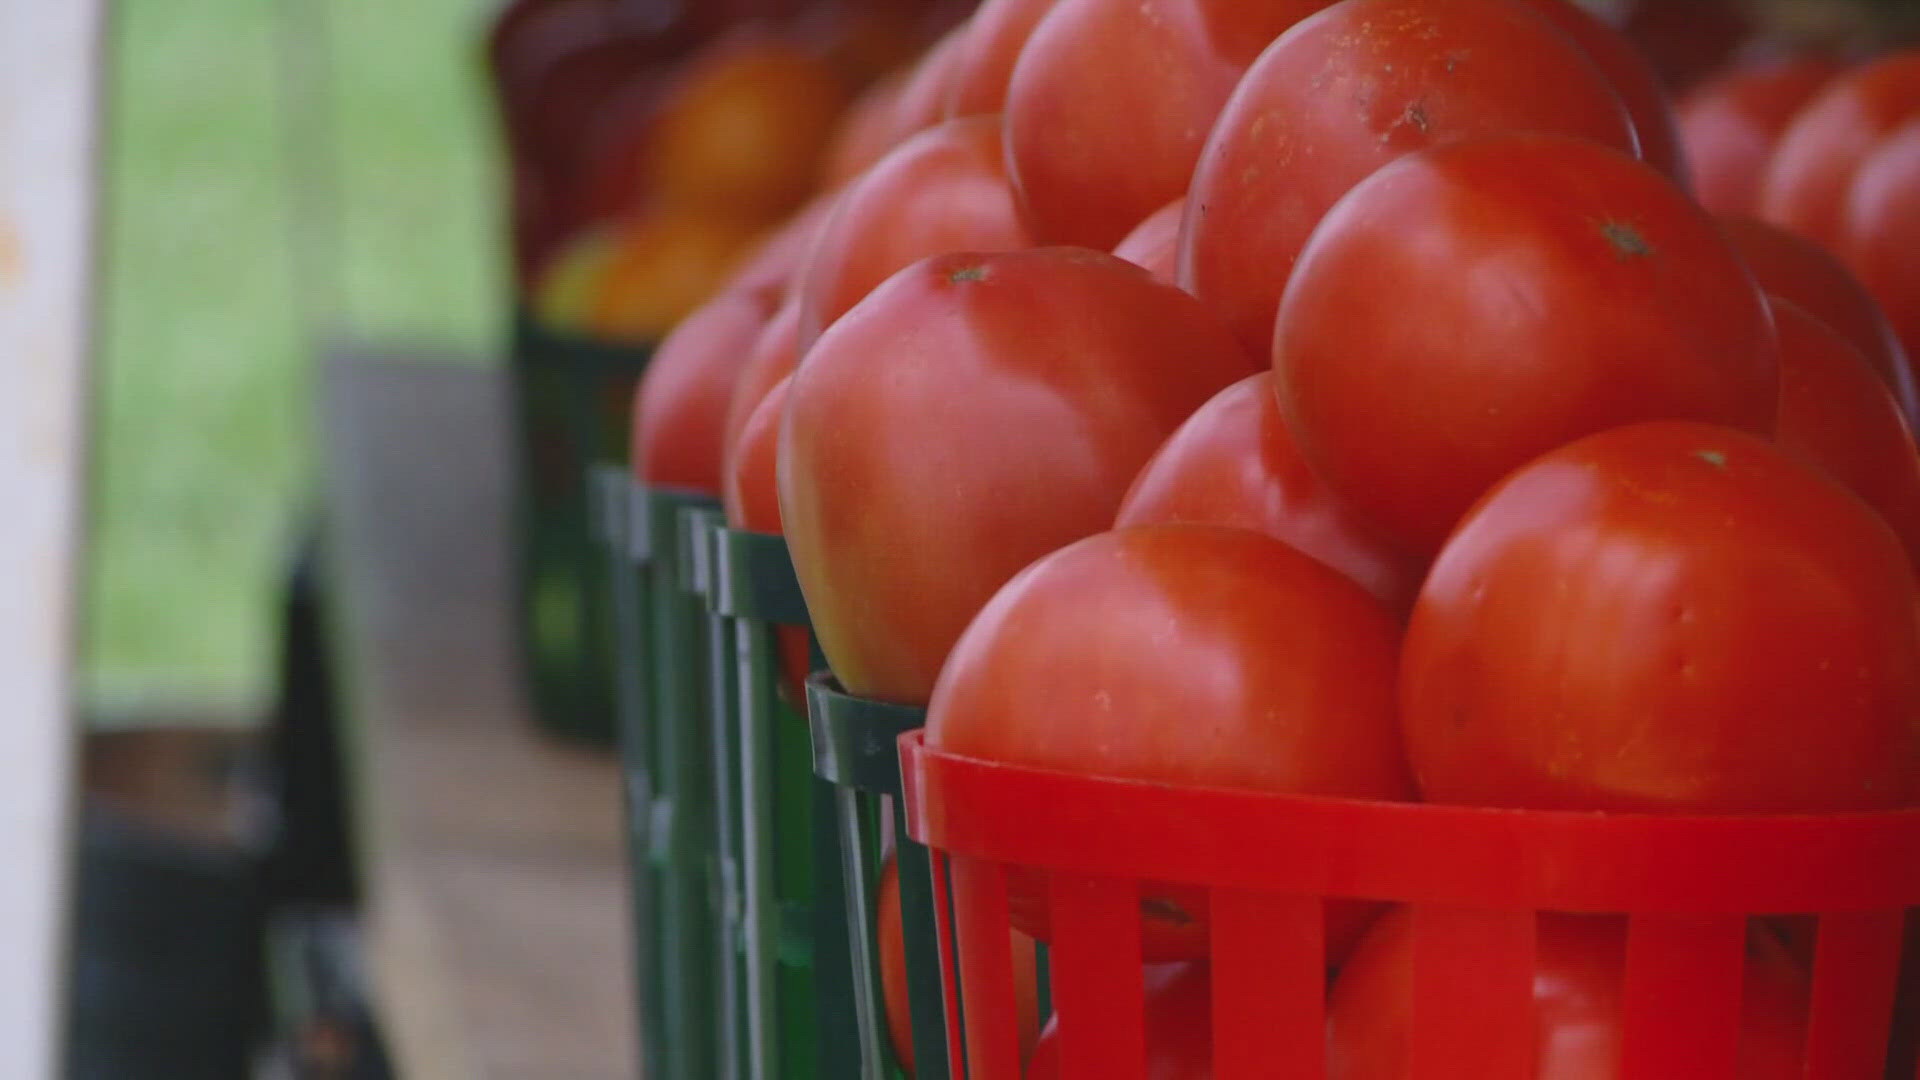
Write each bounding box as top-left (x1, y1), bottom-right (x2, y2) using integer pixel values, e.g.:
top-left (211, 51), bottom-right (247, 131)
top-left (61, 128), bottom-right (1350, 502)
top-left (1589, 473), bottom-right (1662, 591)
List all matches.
top-left (1619, 913), bottom-right (1745, 1079)
top-left (1410, 905), bottom-right (1536, 1080)
top-left (1046, 872), bottom-right (1148, 1080)
top-left (1804, 909), bottom-right (1904, 1079)
top-left (1211, 889), bottom-right (1324, 1079)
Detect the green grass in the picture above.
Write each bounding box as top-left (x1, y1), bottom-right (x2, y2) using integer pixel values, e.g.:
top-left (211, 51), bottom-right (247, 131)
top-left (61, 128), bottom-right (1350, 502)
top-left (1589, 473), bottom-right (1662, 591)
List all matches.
top-left (84, 0), bottom-right (502, 714)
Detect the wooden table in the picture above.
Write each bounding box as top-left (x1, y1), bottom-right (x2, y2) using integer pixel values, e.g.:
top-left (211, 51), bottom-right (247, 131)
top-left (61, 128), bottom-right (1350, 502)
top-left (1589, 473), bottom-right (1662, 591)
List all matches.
top-left (319, 351), bottom-right (637, 1079)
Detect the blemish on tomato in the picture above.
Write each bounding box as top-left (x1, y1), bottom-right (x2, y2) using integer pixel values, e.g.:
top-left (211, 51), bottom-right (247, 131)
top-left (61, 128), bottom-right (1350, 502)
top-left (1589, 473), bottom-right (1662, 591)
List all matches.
top-left (948, 264), bottom-right (989, 284)
top-left (1600, 219), bottom-right (1654, 259)
top-left (1693, 449), bottom-right (1729, 470)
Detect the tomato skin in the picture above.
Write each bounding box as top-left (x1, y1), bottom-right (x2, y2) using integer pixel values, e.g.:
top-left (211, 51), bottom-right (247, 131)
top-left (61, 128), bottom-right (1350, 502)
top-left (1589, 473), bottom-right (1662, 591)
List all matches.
top-left (1111, 198), bottom-right (1185, 285)
top-left (1116, 372), bottom-right (1417, 614)
top-left (631, 288), bottom-right (773, 494)
top-left (1027, 963), bottom-right (1212, 1080)
top-left (1679, 57), bottom-right (1844, 216)
top-left (1403, 420), bottom-right (1920, 812)
top-left (1182, 0), bottom-right (1638, 354)
top-left (781, 248), bottom-right (1257, 704)
top-left (1719, 215), bottom-right (1919, 426)
top-left (723, 292), bottom-right (802, 463)
top-left (1842, 120), bottom-right (1920, 375)
top-left (928, 524), bottom-right (1411, 957)
top-left (1328, 910), bottom-right (1810, 1080)
top-left (797, 115), bottom-right (1034, 347)
top-left (723, 193), bottom-right (838, 304)
top-left (1005, 0), bottom-right (1331, 250)
top-left (1759, 51), bottom-right (1920, 250)
top-left (1511, 0), bottom-right (1684, 182)
top-left (1771, 297), bottom-right (1920, 574)
top-left (723, 375), bottom-right (790, 536)
top-left (822, 69), bottom-right (911, 187)
top-left (1275, 133), bottom-right (1778, 557)
top-left (944, 0), bottom-right (1055, 118)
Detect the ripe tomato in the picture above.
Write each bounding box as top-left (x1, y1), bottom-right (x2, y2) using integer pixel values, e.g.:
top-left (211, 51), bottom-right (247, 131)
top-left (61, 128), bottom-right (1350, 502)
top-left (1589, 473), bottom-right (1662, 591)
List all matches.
top-left (722, 193), bottom-right (838, 304)
top-left (1328, 910), bottom-right (1810, 1080)
top-left (1842, 120), bottom-right (1920, 372)
top-left (722, 293), bottom-right (802, 463)
top-left (1771, 297), bottom-right (1920, 573)
top-left (1719, 215), bottom-right (1918, 425)
top-left (1183, 0), bottom-right (1639, 353)
top-left (822, 69), bottom-right (910, 186)
top-left (1027, 963), bottom-right (1211, 1080)
top-left (781, 248), bottom-right (1257, 704)
top-left (1275, 133), bottom-right (1777, 557)
top-left (928, 524), bottom-right (1412, 957)
top-left (589, 202), bottom-right (765, 341)
top-left (1678, 57), bottom-right (1844, 216)
top-left (1511, 0), bottom-right (1685, 182)
top-left (1116, 372), bottom-right (1417, 613)
top-left (944, 0), bottom-right (1055, 118)
top-left (796, 115), bottom-right (1035, 347)
top-left (1402, 420), bottom-right (1920, 812)
top-left (719, 374), bottom-right (815, 700)
top-left (1111, 198), bottom-right (1185, 285)
top-left (1759, 51), bottom-right (1920, 250)
top-left (1005, 0), bottom-right (1331, 249)
top-left (631, 288), bottom-right (772, 494)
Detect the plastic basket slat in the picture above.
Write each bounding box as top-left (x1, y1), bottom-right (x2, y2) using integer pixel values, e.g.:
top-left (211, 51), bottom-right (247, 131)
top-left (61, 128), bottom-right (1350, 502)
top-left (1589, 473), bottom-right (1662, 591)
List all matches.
top-left (894, 798), bottom-right (954, 1080)
top-left (950, 857), bottom-right (1024, 1078)
top-left (1804, 910), bottom-right (1904, 1078)
top-left (1210, 890), bottom-right (1322, 1080)
top-left (1409, 906), bottom-right (1534, 1080)
top-left (1048, 874), bottom-right (1148, 1080)
top-left (1618, 914), bottom-right (1745, 1079)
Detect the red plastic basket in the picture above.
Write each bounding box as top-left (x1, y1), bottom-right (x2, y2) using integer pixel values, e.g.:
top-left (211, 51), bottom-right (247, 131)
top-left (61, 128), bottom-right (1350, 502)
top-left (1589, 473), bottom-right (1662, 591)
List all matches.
top-left (900, 731), bottom-right (1920, 1079)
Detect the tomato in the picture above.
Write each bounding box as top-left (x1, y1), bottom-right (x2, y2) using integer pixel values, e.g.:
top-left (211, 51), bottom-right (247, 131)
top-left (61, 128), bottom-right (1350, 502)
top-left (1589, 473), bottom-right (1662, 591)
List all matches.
top-left (1028, 963), bottom-right (1211, 1080)
top-left (1116, 372), bottom-right (1417, 613)
top-left (721, 193), bottom-right (838, 304)
top-left (1274, 133), bottom-right (1777, 557)
top-left (1719, 215), bottom-right (1918, 426)
top-left (631, 288), bottom-right (773, 494)
top-left (720, 374), bottom-right (815, 699)
top-left (723, 293), bottom-right (802, 463)
top-left (1511, 0), bottom-right (1685, 182)
top-left (781, 248), bottom-right (1257, 704)
top-left (1771, 297), bottom-right (1920, 573)
top-left (1005, 0), bottom-right (1331, 250)
top-left (823, 69), bottom-right (911, 186)
top-left (1678, 57), bottom-right (1844, 216)
top-left (1402, 420), bottom-right (1920, 812)
top-left (1111, 198), bottom-right (1185, 285)
top-left (1182, 0), bottom-right (1639, 353)
top-left (1759, 51), bottom-right (1920, 250)
top-left (796, 115), bottom-right (1034, 347)
top-left (928, 524), bottom-right (1411, 957)
top-left (1842, 119), bottom-right (1920, 372)
top-left (1328, 910), bottom-right (1810, 1080)
top-left (588, 202), bottom-right (765, 342)
top-left (944, 0), bottom-right (1055, 118)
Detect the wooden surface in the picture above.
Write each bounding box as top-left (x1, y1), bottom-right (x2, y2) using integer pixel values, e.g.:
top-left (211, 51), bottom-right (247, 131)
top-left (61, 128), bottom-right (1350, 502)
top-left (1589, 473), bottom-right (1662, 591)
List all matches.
top-left (319, 351), bottom-right (637, 1080)
top-left (0, 4), bottom-right (104, 1072)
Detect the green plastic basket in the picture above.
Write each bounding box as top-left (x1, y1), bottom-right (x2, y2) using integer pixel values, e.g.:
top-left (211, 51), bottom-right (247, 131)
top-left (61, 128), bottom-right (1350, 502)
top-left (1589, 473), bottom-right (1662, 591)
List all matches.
top-left (510, 308), bottom-right (651, 746)
top-left (704, 522), bottom-right (863, 1078)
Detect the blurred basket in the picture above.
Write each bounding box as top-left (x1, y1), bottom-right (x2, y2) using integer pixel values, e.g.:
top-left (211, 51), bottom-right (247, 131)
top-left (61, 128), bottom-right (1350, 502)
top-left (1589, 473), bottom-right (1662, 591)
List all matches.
top-left (509, 308), bottom-right (651, 745)
top-left (900, 729), bottom-right (1920, 1079)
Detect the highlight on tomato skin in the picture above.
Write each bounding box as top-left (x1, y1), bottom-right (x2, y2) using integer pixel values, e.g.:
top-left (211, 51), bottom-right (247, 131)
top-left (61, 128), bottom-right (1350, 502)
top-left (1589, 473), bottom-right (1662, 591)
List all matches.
top-left (1757, 50), bottom-right (1920, 251)
top-left (1111, 197), bottom-right (1185, 286)
top-left (1401, 420), bottom-right (1920, 814)
top-left (1679, 57), bottom-right (1845, 217)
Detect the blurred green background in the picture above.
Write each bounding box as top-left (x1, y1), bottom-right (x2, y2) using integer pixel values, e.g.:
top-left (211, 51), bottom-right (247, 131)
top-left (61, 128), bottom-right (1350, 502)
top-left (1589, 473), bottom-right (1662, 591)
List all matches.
top-left (85, 0), bottom-right (501, 717)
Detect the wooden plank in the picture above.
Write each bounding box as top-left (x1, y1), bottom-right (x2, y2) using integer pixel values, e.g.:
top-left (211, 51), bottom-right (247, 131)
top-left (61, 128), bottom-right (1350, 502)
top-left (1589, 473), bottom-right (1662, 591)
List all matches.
top-left (318, 352), bottom-right (636, 1079)
top-left (0, 3), bottom-right (106, 1073)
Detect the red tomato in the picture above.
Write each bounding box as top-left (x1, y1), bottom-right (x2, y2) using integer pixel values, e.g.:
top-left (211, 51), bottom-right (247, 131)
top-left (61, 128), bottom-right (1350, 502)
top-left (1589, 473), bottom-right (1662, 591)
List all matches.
top-left (1274, 133), bottom-right (1777, 557)
top-left (1402, 420), bottom-right (1920, 812)
top-left (823, 69), bottom-right (910, 186)
top-left (723, 292), bottom-right (802, 463)
top-left (1719, 215), bottom-right (1918, 426)
top-left (1759, 51), bottom-right (1920, 250)
top-left (1328, 910), bottom-right (1810, 1080)
top-left (720, 375), bottom-right (814, 700)
top-left (1182, 0), bottom-right (1639, 353)
top-left (928, 524), bottom-right (1412, 957)
top-left (796, 115), bottom-right (1035, 347)
top-left (1842, 120), bottom-right (1920, 372)
top-left (944, 0), bottom-right (1055, 118)
top-left (1116, 372), bottom-right (1417, 613)
top-left (723, 193), bottom-right (838, 304)
top-left (1111, 198), bottom-right (1185, 285)
top-left (1511, 0), bottom-right (1685, 182)
top-left (1771, 297), bottom-right (1920, 573)
top-left (1678, 57), bottom-right (1844, 216)
top-left (1027, 963), bottom-right (1211, 1080)
top-left (631, 289), bottom-right (773, 494)
top-left (875, 23), bottom-right (972, 154)
top-left (781, 248), bottom-right (1257, 704)
top-left (1005, 0), bottom-right (1331, 249)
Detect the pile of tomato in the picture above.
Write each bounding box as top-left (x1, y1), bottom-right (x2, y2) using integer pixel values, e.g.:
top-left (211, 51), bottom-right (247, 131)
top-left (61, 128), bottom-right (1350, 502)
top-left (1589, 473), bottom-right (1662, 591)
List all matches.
top-left (592, 0), bottom-right (1920, 1074)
